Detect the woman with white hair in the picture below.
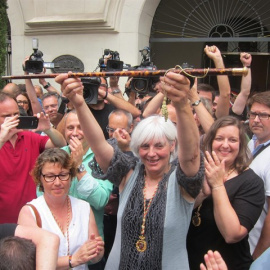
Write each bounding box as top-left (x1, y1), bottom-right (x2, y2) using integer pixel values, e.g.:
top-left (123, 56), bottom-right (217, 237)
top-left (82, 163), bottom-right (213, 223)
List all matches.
top-left (55, 71), bottom-right (204, 270)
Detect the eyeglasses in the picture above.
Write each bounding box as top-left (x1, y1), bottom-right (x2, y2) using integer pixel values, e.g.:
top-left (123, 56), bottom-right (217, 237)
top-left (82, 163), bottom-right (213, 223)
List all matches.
top-left (43, 104), bottom-right (58, 110)
top-left (106, 126), bottom-right (116, 133)
top-left (41, 173), bottom-right (70, 182)
top-left (248, 112), bottom-right (270, 120)
top-left (17, 101), bottom-right (29, 105)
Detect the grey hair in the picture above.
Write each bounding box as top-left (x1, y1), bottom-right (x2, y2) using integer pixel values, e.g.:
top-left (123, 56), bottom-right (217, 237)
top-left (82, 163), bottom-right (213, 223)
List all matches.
top-left (41, 92), bottom-right (59, 102)
top-left (108, 109), bottom-right (133, 128)
top-left (200, 97), bottom-right (213, 115)
top-left (130, 115), bottom-right (178, 161)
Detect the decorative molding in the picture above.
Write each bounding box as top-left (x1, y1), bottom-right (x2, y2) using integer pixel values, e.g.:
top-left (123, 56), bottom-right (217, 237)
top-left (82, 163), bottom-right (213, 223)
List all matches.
top-left (23, 0), bottom-right (123, 35)
top-left (52, 55), bottom-right (84, 73)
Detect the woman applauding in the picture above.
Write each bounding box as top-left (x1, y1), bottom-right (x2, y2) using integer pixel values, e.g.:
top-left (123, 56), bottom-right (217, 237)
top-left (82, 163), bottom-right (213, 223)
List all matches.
top-left (187, 116), bottom-right (265, 270)
top-left (18, 148), bottom-right (104, 269)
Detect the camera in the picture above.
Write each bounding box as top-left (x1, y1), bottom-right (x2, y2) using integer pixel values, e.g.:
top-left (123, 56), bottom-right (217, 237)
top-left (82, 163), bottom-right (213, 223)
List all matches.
top-left (98, 49), bottom-right (123, 71)
top-left (17, 116), bottom-right (39, 130)
top-left (129, 66), bottom-right (159, 96)
top-left (129, 47), bottom-right (159, 96)
top-left (24, 38), bottom-right (55, 73)
top-left (81, 77), bottom-right (101, 105)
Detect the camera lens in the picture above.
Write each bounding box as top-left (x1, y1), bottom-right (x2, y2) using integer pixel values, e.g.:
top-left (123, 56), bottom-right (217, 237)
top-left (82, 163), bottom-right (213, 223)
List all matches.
top-left (133, 79), bottom-right (148, 92)
top-left (81, 77), bottom-right (101, 105)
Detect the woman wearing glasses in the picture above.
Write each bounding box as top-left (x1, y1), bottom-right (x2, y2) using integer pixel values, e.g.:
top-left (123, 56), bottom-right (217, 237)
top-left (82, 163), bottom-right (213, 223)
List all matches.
top-left (16, 91), bottom-right (33, 116)
top-left (18, 148), bottom-right (104, 270)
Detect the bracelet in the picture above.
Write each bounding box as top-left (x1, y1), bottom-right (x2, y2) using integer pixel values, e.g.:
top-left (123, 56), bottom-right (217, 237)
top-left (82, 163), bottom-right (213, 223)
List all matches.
top-left (191, 99), bottom-right (201, 106)
top-left (43, 82), bottom-right (51, 89)
top-left (212, 184), bottom-right (224, 190)
top-left (69, 255), bottom-right (73, 269)
top-left (103, 91), bottom-right (108, 99)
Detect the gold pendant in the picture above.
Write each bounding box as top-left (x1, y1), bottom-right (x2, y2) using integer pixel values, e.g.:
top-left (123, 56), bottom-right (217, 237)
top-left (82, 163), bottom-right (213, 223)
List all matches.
top-left (161, 96), bottom-right (168, 121)
top-left (192, 215), bottom-right (201, 227)
top-left (136, 235), bottom-right (147, 252)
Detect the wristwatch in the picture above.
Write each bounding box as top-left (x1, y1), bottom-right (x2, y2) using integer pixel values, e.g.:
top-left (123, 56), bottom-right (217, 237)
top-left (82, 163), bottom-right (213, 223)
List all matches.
top-left (112, 89), bottom-right (121, 95)
top-left (191, 99), bottom-right (201, 106)
top-left (43, 82), bottom-right (51, 89)
top-left (77, 164), bottom-right (86, 173)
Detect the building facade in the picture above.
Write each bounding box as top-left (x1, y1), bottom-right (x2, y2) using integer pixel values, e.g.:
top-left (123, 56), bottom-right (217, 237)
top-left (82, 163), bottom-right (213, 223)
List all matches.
top-left (7, 0), bottom-right (270, 91)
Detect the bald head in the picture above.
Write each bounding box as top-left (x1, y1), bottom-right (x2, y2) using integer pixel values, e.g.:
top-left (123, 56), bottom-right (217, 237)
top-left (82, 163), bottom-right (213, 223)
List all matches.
top-left (2, 83), bottom-right (20, 98)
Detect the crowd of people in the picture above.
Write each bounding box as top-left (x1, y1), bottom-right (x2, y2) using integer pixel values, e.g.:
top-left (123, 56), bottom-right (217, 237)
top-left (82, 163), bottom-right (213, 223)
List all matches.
top-left (0, 45), bottom-right (270, 270)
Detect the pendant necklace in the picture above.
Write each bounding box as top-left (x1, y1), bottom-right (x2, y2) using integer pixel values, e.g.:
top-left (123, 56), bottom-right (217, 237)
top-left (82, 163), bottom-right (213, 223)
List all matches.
top-left (192, 203), bottom-right (202, 227)
top-left (49, 196), bottom-right (71, 255)
top-left (136, 179), bottom-right (159, 252)
top-left (192, 167), bottom-right (236, 227)
top-left (225, 167), bottom-right (235, 180)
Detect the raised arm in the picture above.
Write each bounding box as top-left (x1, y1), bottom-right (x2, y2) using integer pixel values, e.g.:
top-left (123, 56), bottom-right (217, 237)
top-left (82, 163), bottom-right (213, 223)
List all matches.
top-left (204, 45), bottom-right (231, 118)
top-left (101, 86), bottom-right (141, 118)
top-left (55, 73), bottom-right (114, 173)
top-left (22, 58), bottom-right (43, 114)
top-left (39, 68), bottom-right (60, 94)
top-left (142, 92), bottom-right (164, 118)
top-left (68, 137), bottom-right (113, 209)
top-left (188, 78), bottom-right (214, 134)
top-left (162, 72), bottom-right (200, 176)
top-left (232, 53), bottom-right (252, 115)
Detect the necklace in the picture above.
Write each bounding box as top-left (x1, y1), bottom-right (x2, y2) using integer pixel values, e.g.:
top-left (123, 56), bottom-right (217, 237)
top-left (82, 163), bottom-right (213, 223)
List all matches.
top-left (192, 203), bottom-right (202, 227)
top-left (49, 196), bottom-right (71, 255)
top-left (192, 167), bottom-right (236, 227)
top-left (136, 180), bottom-right (159, 252)
top-left (225, 167), bottom-right (236, 180)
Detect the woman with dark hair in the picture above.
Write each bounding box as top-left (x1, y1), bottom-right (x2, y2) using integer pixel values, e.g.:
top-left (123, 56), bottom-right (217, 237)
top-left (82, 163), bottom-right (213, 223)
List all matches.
top-left (16, 91), bottom-right (33, 116)
top-left (18, 148), bottom-right (104, 269)
top-left (187, 116), bottom-right (265, 270)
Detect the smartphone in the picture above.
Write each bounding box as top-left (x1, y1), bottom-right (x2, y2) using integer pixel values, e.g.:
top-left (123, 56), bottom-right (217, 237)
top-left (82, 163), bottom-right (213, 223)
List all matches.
top-left (17, 116), bottom-right (39, 129)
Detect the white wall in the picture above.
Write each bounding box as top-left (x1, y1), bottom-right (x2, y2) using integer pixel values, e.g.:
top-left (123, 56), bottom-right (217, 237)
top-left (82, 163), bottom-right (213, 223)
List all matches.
top-left (7, 0), bottom-right (160, 90)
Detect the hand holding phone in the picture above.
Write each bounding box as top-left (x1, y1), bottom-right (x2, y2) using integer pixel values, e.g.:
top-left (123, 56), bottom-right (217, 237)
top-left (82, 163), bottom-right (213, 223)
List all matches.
top-left (17, 116), bottom-right (39, 129)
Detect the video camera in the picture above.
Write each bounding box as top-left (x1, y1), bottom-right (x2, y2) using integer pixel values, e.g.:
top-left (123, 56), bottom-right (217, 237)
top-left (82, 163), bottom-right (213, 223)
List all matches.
top-left (81, 77), bottom-right (101, 105)
top-left (24, 38), bottom-right (55, 73)
top-left (128, 47), bottom-right (159, 96)
top-left (98, 49), bottom-right (124, 71)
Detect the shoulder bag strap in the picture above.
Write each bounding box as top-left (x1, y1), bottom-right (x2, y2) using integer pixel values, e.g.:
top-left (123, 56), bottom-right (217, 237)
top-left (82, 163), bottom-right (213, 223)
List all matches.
top-left (27, 204), bottom-right (42, 228)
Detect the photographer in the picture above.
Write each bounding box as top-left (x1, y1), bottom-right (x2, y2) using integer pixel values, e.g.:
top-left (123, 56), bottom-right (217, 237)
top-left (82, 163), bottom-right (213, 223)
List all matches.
top-left (0, 92), bottom-right (66, 223)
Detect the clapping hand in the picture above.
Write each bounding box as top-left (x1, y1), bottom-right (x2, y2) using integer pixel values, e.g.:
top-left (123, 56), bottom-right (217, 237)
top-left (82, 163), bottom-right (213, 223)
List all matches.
top-left (200, 250), bottom-right (228, 270)
top-left (204, 151), bottom-right (226, 189)
top-left (69, 137), bottom-right (84, 168)
top-left (72, 234), bottom-right (104, 267)
top-left (113, 128), bottom-right (131, 152)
